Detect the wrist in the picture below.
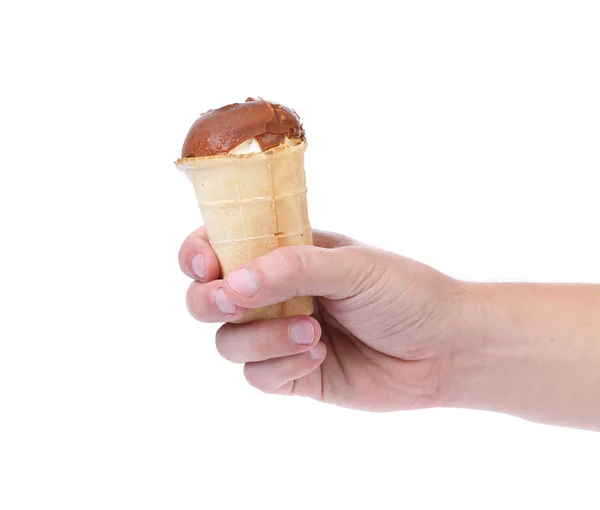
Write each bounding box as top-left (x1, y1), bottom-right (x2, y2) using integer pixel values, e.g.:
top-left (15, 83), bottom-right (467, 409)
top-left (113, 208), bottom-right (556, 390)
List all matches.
top-left (439, 281), bottom-right (600, 429)
top-left (439, 282), bottom-right (527, 413)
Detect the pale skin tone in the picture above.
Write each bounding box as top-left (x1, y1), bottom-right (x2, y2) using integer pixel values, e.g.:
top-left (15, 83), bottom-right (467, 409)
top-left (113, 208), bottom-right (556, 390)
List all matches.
top-left (180, 228), bottom-right (600, 431)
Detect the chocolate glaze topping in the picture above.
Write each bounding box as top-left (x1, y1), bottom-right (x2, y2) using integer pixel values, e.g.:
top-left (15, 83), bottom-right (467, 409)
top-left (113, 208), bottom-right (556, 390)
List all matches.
top-left (181, 98), bottom-right (305, 158)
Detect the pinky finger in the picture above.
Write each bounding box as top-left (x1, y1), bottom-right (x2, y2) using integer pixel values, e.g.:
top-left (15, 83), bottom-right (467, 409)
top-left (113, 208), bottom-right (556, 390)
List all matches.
top-left (243, 342), bottom-right (327, 395)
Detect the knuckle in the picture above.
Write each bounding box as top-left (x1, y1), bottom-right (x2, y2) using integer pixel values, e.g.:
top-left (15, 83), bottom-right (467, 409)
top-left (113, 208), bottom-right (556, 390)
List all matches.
top-left (271, 245), bottom-right (321, 296)
top-left (312, 246), bottom-right (335, 271)
top-left (274, 356), bottom-right (294, 382)
top-left (185, 283), bottom-right (201, 318)
top-left (214, 328), bottom-right (230, 359)
top-left (244, 362), bottom-right (283, 394)
top-left (273, 246), bottom-right (305, 274)
top-left (247, 326), bottom-right (266, 356)
top-left (215, 326), bottom-right (244, 363)
top-left (179, 236), bottom-right (196, 265)
top-left (186, 282), bottom-right (217, 321)
top-left (243, 363), bottom-right (269, 392)
top-left (273, 381), bottom-right (295, 396)
top-left (249, 322), bottom-right (290, 356)
top-left (340, 245), bottom-right (382, 293)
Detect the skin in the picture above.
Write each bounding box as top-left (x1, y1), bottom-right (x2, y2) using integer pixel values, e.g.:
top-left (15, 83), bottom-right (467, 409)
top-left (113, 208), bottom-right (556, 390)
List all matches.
top-left (180, 228), bottom-right (600, 431)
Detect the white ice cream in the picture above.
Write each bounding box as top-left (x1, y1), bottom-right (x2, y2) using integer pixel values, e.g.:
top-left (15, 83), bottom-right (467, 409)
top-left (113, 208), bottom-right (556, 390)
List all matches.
top-left (228, 137), bottom-right (301, 155)
top-left (228, 138), bottom-right (263, 155)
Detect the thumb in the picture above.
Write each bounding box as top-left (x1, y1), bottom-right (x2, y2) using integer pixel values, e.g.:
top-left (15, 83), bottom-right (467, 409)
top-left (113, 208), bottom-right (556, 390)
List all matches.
top-left (222, 245), bottom-right (376, 308)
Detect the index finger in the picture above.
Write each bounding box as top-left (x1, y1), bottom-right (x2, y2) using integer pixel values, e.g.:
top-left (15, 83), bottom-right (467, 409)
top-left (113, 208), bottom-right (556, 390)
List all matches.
top-left (178, 226), bottom-right (222, 282)
top-left (312, 229), bottom-right (362, 249)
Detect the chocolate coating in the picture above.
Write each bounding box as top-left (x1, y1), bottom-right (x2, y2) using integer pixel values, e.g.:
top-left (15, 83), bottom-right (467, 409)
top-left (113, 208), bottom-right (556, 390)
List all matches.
top-left (181, 98), bottom-right (305, 158)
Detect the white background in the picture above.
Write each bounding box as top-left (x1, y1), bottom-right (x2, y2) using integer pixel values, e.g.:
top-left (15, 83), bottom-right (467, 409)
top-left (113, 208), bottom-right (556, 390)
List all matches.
top-left (1, 1), bottom-right (600, 508)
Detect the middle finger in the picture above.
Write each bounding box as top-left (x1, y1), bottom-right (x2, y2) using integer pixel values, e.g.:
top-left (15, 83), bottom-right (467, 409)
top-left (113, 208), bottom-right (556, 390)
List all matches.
top-left (187, 280), bottom-right (249, 323)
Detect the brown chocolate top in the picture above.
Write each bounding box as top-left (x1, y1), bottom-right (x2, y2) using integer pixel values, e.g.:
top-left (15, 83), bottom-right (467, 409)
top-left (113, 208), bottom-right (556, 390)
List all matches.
top-left (181, 98), bottom-right (305, 158)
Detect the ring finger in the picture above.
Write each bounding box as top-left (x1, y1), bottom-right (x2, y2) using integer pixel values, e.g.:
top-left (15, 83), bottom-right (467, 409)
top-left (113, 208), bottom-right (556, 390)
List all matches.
top-left (216, 316), bottom-right (322, 363)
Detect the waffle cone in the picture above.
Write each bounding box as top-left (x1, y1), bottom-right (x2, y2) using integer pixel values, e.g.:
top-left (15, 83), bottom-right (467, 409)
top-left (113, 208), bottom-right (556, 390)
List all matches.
top-left (176, 142), bottom-right (313, 323)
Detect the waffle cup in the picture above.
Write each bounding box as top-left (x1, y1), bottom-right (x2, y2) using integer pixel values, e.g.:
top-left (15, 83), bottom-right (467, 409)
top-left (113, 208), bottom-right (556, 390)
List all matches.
top-left (176, 141), bottom-right (313, 323)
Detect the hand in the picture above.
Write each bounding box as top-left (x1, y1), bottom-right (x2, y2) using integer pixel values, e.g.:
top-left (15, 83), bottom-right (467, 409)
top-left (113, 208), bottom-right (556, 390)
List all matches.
top-left (180, 228), bottom-right (463, 411)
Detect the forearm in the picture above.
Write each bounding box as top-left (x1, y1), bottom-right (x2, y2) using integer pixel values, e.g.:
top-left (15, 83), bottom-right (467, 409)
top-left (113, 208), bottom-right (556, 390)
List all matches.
top-left (444, 282), bottom-right (600, 430)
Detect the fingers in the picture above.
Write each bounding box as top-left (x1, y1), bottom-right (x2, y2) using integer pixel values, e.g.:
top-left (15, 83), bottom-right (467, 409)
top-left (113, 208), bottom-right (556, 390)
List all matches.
top-left (179, 226), bottom-right (221, 282)
top-left (216, 316), bottom-right (322, 363)
top-left (179, 227), bottom-right (357, 283)
top-left (186, 279), bottom-right (248, 323)
top-left (223, 244), bottom-right (376, 308)
top-left (312, 229), bottom-right (361, 249)
top-left (244, 342), bottom-right (327, 394)
top-left (215, 316), bottom-right (326, 396)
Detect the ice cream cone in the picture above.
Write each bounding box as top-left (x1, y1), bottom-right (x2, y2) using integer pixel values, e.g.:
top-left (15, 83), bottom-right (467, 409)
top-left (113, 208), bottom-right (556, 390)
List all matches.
top-left (176, 141), bottom-right (313, 323)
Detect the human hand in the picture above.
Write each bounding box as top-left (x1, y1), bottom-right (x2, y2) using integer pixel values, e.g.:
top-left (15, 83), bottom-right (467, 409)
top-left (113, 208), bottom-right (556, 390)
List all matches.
top-left (180, 228), bottom-right (464, 411)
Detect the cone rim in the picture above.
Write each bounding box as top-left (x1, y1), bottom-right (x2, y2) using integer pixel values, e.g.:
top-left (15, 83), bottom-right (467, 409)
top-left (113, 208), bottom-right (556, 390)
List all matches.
top-left (174, 140), bottom-right (307, 168)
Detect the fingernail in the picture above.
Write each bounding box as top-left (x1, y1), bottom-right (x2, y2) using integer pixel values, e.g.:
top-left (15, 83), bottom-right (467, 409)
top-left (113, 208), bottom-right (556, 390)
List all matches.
top-left (309, 343), bottom-right (326, 360)
top-left (215, 288), bottom-right (236, 315)
top-left (191, 253), bottom-right (205, 279)
top-left (226, 268), bottom-right (259, 298)
top-left (289, 319), bottom-right (314, 345)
